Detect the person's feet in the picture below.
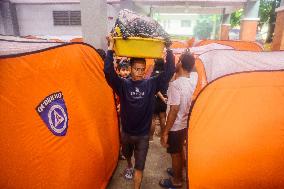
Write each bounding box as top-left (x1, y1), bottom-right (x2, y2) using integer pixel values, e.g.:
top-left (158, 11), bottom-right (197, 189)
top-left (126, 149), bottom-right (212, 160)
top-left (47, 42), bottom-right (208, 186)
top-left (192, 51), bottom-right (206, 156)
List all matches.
top-left (124, 167), bottom-right (134, 180)
top-left (159, 178), bottom-right (182, 188)
top-left (166, 167), bottom-right (174, 177)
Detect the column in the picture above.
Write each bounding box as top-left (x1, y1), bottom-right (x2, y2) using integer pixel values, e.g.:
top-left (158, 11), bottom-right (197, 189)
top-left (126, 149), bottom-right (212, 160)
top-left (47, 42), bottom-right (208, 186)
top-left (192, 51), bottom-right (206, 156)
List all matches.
top-left (272, 0), bottom-right (284, 50)
top-left (120, 0), bottom-right (135, 11)
top-left (0, 0), bottom-right (19, 36)
top-left (80, 0), bottom-right (107, 50)
top-left (240, 0), bottom-right (260, 41)
top-left (220, 12), bottom-right (230, 40)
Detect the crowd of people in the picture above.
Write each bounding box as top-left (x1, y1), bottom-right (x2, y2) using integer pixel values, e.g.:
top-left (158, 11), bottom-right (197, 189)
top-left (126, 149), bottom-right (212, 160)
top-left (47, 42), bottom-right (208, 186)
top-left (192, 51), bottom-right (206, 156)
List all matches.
top-left (103, 35), bottom-right (196, 189)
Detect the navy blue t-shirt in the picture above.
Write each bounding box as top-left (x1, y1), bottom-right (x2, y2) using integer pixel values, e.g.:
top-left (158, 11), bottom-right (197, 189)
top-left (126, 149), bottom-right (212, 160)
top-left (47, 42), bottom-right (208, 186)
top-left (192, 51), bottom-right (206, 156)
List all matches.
top-left (104, 50), bottom-right (175, 136)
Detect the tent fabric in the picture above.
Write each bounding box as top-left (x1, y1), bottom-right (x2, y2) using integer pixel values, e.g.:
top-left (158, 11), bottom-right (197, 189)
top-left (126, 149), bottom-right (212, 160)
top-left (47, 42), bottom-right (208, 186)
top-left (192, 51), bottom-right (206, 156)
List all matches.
top-left (0, 35), bottom-right (62, 43)
top-left (0, 43), bottom-right (119, 189)
top-left (70, 37), bottom-right (83, 42)
top-left (0, 39), bottom-right (63, 56)
top-left (187, 70), bottom-right (284, 189)
top-left (191, 50), bottom-right (284, 98)
top-left (172, 43), bottom-right (233, 55)
top-left (195, 39), bottom-right (263, 51)
top-left (171, 40), bottom-right (189, 49)
top-left (199, 50), bottom-right (284, 83)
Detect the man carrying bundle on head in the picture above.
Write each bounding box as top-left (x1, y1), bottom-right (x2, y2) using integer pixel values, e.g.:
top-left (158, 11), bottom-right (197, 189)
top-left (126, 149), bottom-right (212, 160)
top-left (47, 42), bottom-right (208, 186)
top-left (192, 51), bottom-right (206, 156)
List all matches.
top-left (104, 35), bottom-right (175, 189)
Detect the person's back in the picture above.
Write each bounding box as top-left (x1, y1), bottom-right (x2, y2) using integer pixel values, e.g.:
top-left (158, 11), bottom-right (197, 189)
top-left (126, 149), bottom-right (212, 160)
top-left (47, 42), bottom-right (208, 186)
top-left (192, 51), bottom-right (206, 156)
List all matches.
top-left (167, 76), bottom-right (196, 131)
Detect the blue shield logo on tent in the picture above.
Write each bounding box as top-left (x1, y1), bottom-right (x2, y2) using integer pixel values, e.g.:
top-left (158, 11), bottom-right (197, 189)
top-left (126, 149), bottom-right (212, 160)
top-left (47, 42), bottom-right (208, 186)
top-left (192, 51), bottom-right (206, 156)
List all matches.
top-left (36, 92), bottom-right (68, 136)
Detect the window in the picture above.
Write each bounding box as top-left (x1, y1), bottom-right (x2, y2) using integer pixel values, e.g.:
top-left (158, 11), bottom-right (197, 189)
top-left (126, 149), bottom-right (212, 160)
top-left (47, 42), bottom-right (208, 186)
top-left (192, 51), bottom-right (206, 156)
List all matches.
top-left (181, 20), bottom-right (191, 27)
top-left (53, 11), bottom-right (81, 26)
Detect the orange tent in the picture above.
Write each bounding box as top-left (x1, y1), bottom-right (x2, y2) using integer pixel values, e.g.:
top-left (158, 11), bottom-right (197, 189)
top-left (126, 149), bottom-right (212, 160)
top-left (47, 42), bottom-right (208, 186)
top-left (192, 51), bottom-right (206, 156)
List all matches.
top-left (0, 39), bottom-right (119, 189)
top-left (195, 39), bottom-right (263, 51)
top-left (171, 40), bottom-right (189, 49)
top-left (187, 50), bottom-right (284, 189)
top-left (70, 37), bottom-right (83, 43)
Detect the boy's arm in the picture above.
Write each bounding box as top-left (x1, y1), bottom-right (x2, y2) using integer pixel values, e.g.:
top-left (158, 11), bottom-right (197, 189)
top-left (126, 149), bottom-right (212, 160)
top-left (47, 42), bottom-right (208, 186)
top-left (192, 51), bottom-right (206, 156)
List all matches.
top-left (103, 36), bottom-right (123, 94)
top-left (157, 91), bottom-right (167, 104)
top-left (155, 49), bottom-right (175, 92)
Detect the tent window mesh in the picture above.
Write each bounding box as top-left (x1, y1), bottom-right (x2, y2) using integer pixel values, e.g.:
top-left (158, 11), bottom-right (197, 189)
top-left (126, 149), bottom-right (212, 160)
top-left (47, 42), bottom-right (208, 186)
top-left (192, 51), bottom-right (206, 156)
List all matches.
top-left (53, 11), bottom-right (81, 26)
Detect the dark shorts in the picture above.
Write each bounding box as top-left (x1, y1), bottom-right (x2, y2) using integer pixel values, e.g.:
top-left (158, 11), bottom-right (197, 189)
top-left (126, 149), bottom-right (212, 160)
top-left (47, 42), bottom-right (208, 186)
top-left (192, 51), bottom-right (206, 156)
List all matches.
top-left (121, 132), bottom-right (150, 171)
top-left (154, 96), bottom-right (167, 114)
top-left (167, 128), bottom-right (187, 154)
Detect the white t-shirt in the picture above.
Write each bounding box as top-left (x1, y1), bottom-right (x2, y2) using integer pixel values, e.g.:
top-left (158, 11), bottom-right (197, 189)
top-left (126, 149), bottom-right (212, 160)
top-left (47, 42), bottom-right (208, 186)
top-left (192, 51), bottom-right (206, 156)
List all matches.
top-left (166, 75), bottom-right (197, 131)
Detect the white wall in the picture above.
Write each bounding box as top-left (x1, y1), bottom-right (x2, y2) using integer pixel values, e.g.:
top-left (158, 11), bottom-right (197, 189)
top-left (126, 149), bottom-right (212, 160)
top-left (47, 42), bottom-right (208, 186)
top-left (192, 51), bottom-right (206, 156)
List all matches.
top-left (16, 3), bottom-right (82, 36)
top-left (154, 14), bottom-right (199, 36)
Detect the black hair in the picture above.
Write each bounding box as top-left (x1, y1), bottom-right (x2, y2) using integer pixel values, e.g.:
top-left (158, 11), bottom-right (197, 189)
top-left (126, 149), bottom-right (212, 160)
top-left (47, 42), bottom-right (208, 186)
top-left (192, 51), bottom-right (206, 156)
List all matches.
top-left (117, 60), bottom-right (130, 71)
top-left (180, 52), bottom-right (195, 72)
top-left (96, 49), bottom-right (106, 60)
top-left (130, 58), bottom-right (146, 66)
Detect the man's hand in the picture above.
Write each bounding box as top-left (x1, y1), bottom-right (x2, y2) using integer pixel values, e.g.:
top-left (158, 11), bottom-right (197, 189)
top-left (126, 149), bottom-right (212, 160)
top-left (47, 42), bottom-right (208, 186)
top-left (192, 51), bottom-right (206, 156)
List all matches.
top-left (161, 97), bottom-right (167, 104)
top-left (106, 34), bottom-right (114, 50)
top-left (161, 133), bottom-right (169, 148)
top-left (165, 40), bottom-right (172, 50)
top-left (116, 104), bottom-right (120, 113)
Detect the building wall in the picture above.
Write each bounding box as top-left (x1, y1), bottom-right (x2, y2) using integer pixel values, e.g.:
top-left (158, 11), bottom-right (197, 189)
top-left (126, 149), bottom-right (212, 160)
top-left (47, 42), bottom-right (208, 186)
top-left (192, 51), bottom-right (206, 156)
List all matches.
top-left (153, 13), bottom-right (199, 36)
top-left (16, 3), bottom-right (82, 36)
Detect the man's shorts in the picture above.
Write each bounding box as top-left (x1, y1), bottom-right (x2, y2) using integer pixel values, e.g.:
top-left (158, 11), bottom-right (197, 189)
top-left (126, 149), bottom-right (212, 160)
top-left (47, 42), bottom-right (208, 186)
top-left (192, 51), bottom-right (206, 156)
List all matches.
top-left (167, 128), bottom-right (187, 154)
top-left (121, 132), bottom-right (150, 171)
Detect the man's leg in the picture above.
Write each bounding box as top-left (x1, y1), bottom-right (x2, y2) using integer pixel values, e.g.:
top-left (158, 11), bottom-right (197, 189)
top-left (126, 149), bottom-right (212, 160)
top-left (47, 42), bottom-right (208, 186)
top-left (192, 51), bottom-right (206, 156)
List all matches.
top-left (160, 129), bottom-right (186, 188)
top-left (133, 135), bottom-right (150, 189)
top-left (171, 152), bottom-right (183, 185)
top-left (121, 132), bottom-right (135, 179)
top-left (134, 169), bottom-right (143, 189)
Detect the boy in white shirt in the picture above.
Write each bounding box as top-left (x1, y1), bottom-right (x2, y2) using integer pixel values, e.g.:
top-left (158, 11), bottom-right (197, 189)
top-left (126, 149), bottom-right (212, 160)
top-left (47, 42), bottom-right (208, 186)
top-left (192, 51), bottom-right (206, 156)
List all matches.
top-left (159, 52), bottom-right (196, 188)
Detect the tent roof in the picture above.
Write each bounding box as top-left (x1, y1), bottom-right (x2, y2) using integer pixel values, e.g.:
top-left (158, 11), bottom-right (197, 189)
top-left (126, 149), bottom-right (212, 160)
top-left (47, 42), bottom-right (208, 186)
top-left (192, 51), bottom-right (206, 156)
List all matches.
top-left (199, 50), bottom-right (284, 82)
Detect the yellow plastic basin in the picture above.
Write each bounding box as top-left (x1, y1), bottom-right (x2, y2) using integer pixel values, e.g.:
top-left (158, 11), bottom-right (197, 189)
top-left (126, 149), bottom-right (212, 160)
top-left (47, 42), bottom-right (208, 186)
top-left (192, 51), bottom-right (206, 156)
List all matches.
top-left (113, 37), bottom-right (165, 58)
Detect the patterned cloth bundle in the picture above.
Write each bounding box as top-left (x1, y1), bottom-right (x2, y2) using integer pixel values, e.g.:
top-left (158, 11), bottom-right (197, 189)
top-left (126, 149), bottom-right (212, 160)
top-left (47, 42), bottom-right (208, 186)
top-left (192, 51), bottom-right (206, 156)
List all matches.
top-left (112, 9), bottom-right (171, 46)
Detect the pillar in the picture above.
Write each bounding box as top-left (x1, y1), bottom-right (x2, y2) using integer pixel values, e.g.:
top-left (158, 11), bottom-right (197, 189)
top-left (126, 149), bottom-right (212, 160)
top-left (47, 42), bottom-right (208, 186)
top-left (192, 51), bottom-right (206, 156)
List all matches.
top-left (120, 0), bottom-right (135, 11)
top-left (0, 0), bottom-right (19, 36)
top-left (272, 0), bottom-right (284, 50)
top-left (220, 12), bottom-right (230, 40)
top-left (240, 0), bottom-right (260, 41)
top-left (80, 0), bottom-right (107, 49)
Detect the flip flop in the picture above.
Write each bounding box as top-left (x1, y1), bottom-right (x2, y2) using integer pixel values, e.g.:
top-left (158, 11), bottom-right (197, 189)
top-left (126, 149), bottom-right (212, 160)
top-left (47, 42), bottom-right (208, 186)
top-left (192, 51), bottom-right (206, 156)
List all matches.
top-left (159, 178), bottom-right (182, 188)
top-left (166, 168), bottom-right (174, 177)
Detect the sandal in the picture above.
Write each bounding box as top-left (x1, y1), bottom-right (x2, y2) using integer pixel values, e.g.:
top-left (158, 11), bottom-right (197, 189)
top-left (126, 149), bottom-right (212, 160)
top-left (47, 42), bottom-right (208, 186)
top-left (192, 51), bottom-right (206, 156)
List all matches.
top-left (166, 168), bottom-right (174, 177)
top-left (159, 178), bottom-right (182, 188)
top-left (124, 167), bottom-right (134, 180)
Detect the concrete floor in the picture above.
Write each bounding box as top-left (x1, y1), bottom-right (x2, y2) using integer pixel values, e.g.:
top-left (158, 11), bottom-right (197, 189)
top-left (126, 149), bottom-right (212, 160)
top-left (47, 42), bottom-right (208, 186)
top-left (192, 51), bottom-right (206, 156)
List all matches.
top-left (107, 135), bottom-right (187, 189)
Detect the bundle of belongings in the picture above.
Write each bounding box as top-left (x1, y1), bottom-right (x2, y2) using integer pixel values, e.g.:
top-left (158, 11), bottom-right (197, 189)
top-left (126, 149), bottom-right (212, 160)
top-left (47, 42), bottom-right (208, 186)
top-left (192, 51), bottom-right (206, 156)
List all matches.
top-left (112, 9), bottom-right (171, 47)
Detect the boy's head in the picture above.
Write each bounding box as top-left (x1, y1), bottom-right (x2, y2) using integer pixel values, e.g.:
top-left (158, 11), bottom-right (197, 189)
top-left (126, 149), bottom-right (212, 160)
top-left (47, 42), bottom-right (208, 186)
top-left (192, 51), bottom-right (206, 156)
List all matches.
top-left (117, 60), bottom-right (130, 78)
top-left (176, 52), bottom-right (195, 74)
top-left (130, 58), bottom-right (146, 81)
